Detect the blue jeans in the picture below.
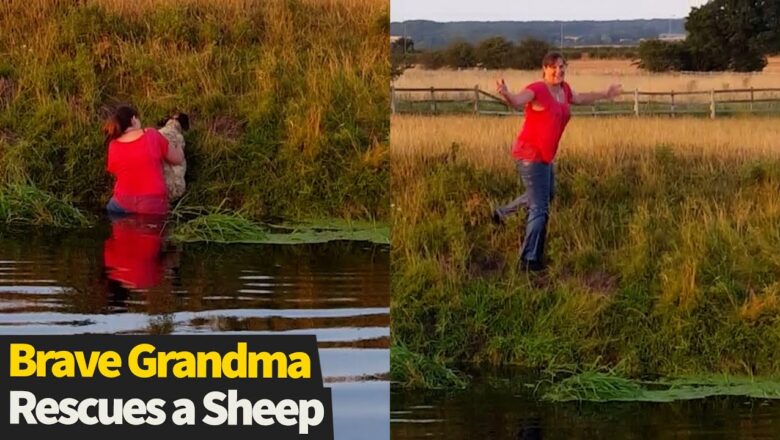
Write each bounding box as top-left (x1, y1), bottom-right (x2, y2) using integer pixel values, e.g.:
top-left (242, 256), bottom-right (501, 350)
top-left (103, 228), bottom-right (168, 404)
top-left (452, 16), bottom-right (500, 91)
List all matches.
top-left (496, 160), bottom-right (554, 265)
top-left (106, 197), bottom-right (128, 219)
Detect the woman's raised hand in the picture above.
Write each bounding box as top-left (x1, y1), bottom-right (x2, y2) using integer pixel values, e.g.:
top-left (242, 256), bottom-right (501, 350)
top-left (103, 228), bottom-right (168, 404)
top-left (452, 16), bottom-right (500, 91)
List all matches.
top-left (496, 78), bottom-right (509, 96)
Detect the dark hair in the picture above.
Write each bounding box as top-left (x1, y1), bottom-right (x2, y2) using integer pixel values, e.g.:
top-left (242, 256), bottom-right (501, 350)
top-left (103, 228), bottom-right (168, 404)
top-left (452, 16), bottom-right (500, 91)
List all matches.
top-left (103, 105), bottom-right (138, 144)
top-left (542, 52), bottom-right (566, 68)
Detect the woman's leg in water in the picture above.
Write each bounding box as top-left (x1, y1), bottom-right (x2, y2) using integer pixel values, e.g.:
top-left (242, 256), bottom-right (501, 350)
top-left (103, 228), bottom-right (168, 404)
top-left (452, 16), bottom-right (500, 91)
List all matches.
top-left (518, 160), bottom-right (552, 270)
top-left (106, 197), bottom-right (128, 219)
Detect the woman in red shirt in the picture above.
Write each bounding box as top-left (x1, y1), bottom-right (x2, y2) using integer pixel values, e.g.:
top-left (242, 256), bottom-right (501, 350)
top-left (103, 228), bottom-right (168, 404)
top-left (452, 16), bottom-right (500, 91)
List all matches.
top-left (103, 105), bottom-right (184, 216)
top-left (493, 52), bottom-right (622, 271)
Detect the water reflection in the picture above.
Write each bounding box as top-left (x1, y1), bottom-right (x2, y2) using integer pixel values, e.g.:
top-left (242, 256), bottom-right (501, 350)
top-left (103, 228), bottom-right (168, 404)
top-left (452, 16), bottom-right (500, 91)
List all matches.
top-left (392, 382), bottom-right (780, 439)
top-left (0, 223), bottom-right (389, 439)
top-left (103, 214), bottom-right (170, 291)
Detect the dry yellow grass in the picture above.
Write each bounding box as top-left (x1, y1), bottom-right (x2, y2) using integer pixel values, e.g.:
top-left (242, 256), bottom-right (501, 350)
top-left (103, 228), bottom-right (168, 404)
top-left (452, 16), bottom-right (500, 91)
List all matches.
top-left (391, 115), bottom-right (780, 171)
top-left (395, 57), bottom-right (780, 102)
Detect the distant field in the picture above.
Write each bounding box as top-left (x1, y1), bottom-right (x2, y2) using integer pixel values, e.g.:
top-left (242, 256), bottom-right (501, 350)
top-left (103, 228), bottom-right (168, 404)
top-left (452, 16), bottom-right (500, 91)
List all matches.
top-left (391, 115), bottom-right (780, 171)
top-left (395, 57), bottom-right (780, 102)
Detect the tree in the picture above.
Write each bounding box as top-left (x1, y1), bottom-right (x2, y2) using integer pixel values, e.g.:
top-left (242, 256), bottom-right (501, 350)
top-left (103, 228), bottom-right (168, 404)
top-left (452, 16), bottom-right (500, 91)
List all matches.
top-left (510, 38), bottom-right (551, 70)
top-left (685, 0), bottom-right (769, 71)
top-left (475, 37), bottom-right (513, 69)
top-left (391, 53), bottom-right (412, 80)
top-left (417, 50), bottom-right (446, 69)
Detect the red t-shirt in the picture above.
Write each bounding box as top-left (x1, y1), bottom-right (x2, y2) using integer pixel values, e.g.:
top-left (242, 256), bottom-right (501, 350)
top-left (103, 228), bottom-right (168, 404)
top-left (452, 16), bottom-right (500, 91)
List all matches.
top-left (512, 81), bottom-right (573, 164)
top-left (107, 129), bottom-right (169, 215)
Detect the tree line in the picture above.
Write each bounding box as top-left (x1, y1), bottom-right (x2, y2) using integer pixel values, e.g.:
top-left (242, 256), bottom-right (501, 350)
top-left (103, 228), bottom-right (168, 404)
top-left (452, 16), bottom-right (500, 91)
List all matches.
top-left (392, 37), bottom-right (636, 72)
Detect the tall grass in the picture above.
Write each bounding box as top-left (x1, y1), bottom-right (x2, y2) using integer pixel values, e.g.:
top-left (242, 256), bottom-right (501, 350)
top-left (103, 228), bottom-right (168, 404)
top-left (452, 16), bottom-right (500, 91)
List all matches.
top-left (391, 115), bottom-right (780, 387)
top-left (0, 0), bottom-right (388, 222)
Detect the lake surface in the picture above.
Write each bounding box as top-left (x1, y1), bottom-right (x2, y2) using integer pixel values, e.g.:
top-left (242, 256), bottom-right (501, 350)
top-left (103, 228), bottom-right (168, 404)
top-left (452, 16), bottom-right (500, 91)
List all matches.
top-left (391, 378), bottom-right (780, 439)
top-left (0, 220), bottom-right (389, 440)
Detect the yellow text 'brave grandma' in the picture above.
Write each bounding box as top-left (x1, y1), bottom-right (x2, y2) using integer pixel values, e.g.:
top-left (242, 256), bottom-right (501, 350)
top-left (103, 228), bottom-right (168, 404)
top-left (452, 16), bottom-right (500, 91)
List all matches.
top-left (8, 343), bottom-right (311, 379)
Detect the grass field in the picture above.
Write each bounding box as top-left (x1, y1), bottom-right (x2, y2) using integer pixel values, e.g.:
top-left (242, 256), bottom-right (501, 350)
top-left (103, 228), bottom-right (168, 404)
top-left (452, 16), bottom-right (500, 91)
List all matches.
top-left (391, 114), bottom-right (780, 387)
top-left (0, 0), bottom-right (389, 224)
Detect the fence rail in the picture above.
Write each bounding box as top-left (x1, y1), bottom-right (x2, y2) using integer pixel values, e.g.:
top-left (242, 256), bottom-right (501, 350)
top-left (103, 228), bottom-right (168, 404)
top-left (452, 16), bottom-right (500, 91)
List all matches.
top-left (390, 85), bottom-right (780, 118)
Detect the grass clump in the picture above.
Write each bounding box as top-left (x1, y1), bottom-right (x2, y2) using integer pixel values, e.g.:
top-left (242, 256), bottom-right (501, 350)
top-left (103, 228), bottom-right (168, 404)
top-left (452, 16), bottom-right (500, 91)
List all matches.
top-left (541, 370), bottom-right (780, 402)
top-left (169, 207), bottom-right (389, 244)
top-left (0, 184), bottom-right (91, 227)
top-left (170, 210), bottom-right (268, 243)
top-left (390, 343), bottom-right (468, 389)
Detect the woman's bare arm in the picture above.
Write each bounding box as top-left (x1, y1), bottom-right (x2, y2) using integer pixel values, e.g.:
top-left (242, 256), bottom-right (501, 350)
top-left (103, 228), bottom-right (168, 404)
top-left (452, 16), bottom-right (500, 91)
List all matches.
top-left (571, 83), bottom-right (623, 105)
top-left (496, 79), bottom-right (535, 110)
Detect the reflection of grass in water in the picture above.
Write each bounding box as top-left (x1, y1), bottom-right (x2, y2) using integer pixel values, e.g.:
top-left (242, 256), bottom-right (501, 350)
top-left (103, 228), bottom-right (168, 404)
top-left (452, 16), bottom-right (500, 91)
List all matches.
top-left (542, 370), bottom-right (780, 402)
top-left (147, 315), bottom-right (174, 335)
top-left (170, 207), bottom-right (389, 245)
top-left (0, 184), bottom-right (91, 227)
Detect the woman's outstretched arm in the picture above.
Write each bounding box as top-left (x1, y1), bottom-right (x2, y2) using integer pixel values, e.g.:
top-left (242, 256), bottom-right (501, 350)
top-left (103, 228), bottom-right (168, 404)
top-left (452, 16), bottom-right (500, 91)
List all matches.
top-left (496, 79), bottom-right (535, 110)
top-left (571, 83), bottom-right (623, 105)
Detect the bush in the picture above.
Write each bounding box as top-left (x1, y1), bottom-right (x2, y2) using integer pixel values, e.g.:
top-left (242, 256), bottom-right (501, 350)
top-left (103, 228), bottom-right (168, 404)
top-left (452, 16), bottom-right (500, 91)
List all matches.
top-left (443, 40), bottom-right (476, 69)
top-left (475, 36), bottom-right (513, 69)
top-left (510, 38), bottom-right (551, 70)
top-left (417, 50), bottom-right (447, 69)
top-left (636, 40), bottom-right (692, 72)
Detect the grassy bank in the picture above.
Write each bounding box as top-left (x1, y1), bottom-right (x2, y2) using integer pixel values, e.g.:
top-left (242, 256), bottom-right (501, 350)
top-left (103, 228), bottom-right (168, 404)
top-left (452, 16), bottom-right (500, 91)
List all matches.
top-left (391, 115), bottom-right (780, 388)
top-left (0, 0), bottom-right (388, 223)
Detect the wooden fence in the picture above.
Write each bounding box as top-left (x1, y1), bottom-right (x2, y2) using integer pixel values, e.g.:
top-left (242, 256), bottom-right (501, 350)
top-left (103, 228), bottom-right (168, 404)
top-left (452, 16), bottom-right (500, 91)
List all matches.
top-left (390, 86), bottom-right (780, 118)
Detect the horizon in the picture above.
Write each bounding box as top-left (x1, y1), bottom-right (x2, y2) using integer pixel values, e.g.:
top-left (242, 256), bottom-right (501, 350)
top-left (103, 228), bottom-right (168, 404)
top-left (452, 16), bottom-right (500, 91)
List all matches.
top-left (391, 0), bottom-right (707, 22)
top-left (391, 17), bottom-right (687, 24)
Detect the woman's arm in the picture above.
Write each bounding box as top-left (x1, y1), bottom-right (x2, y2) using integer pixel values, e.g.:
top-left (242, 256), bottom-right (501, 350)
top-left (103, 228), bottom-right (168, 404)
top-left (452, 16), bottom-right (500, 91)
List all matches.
top-left (496, 79), bottom-right (535, 110)
top-left (165, 141), bottom-right (184, 165)
top-left (571, 83), bottom-right (622, 105)
top-left (150, 129), bottom-right (183, 165)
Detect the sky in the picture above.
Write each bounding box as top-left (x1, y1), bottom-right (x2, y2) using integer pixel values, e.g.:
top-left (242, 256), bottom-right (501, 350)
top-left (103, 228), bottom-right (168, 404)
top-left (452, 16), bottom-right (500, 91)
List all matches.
top-left (390, 0), bottom-right (709, 22)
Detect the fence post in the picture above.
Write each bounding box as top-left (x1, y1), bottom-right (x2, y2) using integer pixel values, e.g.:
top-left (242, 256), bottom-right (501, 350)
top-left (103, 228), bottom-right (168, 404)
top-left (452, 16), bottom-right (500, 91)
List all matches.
top-left (390, 84), bottom-right (396, 115)
top-left (474, 85), bottom-right (480, 115)
top-left (670, 90), bottom-right (675, 116)
top-left (710, 89), bottom-right (716, 119)
top-left (750, 87), bottom-right (754, 112)
top-left (430, 86), bottom-right (436, 114)
top-left (634, 88), bottom-right (639, 117)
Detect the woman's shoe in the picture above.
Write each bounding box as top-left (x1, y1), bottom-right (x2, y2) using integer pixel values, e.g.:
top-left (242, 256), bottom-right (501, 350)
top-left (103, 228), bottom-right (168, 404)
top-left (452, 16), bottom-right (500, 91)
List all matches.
top-left (519, 259), bottom-right (545, 272)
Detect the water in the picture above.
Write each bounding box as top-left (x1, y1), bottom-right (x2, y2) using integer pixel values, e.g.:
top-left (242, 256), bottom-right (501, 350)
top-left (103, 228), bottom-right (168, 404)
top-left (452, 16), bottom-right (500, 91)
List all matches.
top-left (391, 380), bottom-right (780, 439)
top-left (0, 220), bottom-right (389, 440)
